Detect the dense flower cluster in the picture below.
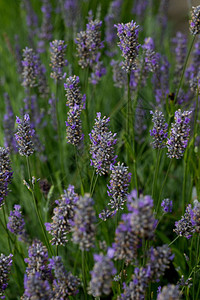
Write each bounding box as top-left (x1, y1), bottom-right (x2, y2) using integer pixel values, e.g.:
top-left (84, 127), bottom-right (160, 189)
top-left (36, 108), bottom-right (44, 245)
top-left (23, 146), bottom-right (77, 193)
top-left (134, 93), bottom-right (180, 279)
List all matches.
top-left (172, 32), bottom-right (187, 85)
top-left (75, 19), bottom-right (103, 69)
top-left (107, 162), bottom-right (131, 211)
top-left (115, 20), bottom-right (140, 72)
top-left (167, 109), bottom-right (192, 159)
top-left (15, 114), bottom-right (35, 157)
top-left (50, 40), bottom-right (67, 80)
top-left (7, 204), bottom-right (28, 242)
top-left (142, 37), bottom-right (159, 73)
top-left (49, 256), bottom-right (80, 298)
top-left (0, 254), bottom-right (13, 299)
top-left (64, 75), bottom-right (85, 146)
top-left (88, 253), bottom-right (116, 297)
top-left (21, 47), bottom-right (39, 88)
top-left (111, 59), bottom-right (127, 88)
top-left (157, 284), bottom-right (181, 300)
top-left (150, 110), bottom-right (168, 149)
top-left (0, 147), bottom-right (13, 208)
top-left (38, 0), bottom-right (53, 53)
top-left (24, 240), bottom-right (51, 280)
top-left (72, 194), bottom-right (96, 251)
top-left (189, 5), bottom-right (200, 35)
top-left (174, 204), bottom-right (195, 239)
top-left (89, 112), bottom-right (117, 175)
top-left (45, 185), bottom-right (79, 245)
top-left (161, 198), bottom-right (173, 213)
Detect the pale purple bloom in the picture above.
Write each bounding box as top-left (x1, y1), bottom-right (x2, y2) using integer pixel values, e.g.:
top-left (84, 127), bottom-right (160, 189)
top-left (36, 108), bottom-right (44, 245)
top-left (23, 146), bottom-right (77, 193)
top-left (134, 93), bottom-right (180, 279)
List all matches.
top-left (0, 254), bottom-right (13, 299)
top-left (0, 147), bottom-right (13, 208)
top-left (50, 40), bottom-right (68, 81)
top-left (161, 199), bottom-right (173, 213)
top-left (150, 110), bottom-right (168, 149)
top-left (189, 6), bottom-right (200, 35)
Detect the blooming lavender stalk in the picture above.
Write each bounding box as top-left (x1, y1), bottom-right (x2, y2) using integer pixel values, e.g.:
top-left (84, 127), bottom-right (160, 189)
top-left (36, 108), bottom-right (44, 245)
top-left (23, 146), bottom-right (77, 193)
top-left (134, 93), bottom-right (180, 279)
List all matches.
top-left (147, 245), bottom-right (174, 281)
top-left (142, 37), bottom-right (159, 73)
top-left (118, 267), bottom-right (149, 300)
top-left (150, 110), bottom-right (168, 149)
top-left (21, 47), bottom-right (39, 88)
top-left (132, 0), bottom-right (148, 19)
top-left (45, 185), bottom-right (78, 245)
top-left (89, 112), bottom-right (117, 176)
top-left (61, 0), bottom-right (79, 28)
top-left (49, 256), bottom-right (80, 298)
top-left (107, 162), bottom-right (131, 211)
top-left (22, 272), bottom-right (53, 300)
top-left (0, 147), bottom-right (13, 208)
top-left (174, 204), bottom-right (195, 239)
top-left (111, 60), bottom-right (127, 88)
top-left (72, 194), bottom-right (96, 251)
top-left (167, 109), bottom-right (192, 159)
top-left (3, 93), bottom-right (17, 152)
top-left (0, 254), bottom-right (13, 299)
top-left (24, 240), bottom-right (51, 280)
top-left (115, 20), bottom-right (140, 72)
top-left (161, 198), bottom-right (173, 213)
top-left (172, 32), bottom-right (187, 85)
top-left (88, 253), bottom-right (116, 297)
top-left (38, 0), bottom-right (53, 53)
top-left (89, 61), bottom-right (107, 85)
top-left (7, 205), bottom-right (29, 242)
top-left (190, 200), bottom-right (200, 233)
top-left (75, 19), bottom-right (103, 69)
top-left (15, 114), bottom-right (35, 157)
top-left (64, 75), bottom-right (86, 110)
top-left (157, 284), bottom-right (181, 300)
top-left (189, 6), bottom-right (200, 35)
top-left (50, 40), bottom-right (68, 81)
top-left (65, 108), bottom-right (84, 146)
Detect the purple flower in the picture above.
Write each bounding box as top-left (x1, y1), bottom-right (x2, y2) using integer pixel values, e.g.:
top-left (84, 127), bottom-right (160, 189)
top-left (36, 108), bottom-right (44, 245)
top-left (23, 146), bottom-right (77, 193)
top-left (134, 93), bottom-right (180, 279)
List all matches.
top-left (49, 256), bottom-right (80, 298)
top-left (15, 114), bottom-right (35, 157)
top-left (50, 40), bottom-right (68, 81)
top-left (172, 32), bottom-right (187, 86)
top-left (21, 47), bottom-right (39, 88)
top-left (111, 59), bottom-right (127, 88)
top-left (174, 204), bottom-right (195, 239)
top-left (115, 20), bottom-right (140, 72)
top-left (0, 147), bottom-right (13, 208)
top-left (107, 162), bottom-right (131, 211)
top-left (0, 254), bottom-right (13, 299)
top-left (7, 205), bottom-right (29, 242)
top-left (38, 0), bottom-right (53, 53)
top-left (161, 198), bottom-right (173, 213)
top-left (150, 110), bottom-right (168, 149)
top-left (167, 110), bottom-right (192, 159)
top-left (89, 61), bottom-right (106, 85)
top-left (64, 75), bottom-right (85, 109)
top-left (89, 113), bottom-right (117, 176)
top-left (72, 194), bottom-right (96, 251)
top-left (45, 185), bottom-right (78, 245)
top-left (189, 6), bottom-right (200, 35)
top-left (88, 253), bottom-right (116, 297)
top-left (157, 284), bottom-right (181, 300)
top-left (3, 93), bottom-right (17, 152)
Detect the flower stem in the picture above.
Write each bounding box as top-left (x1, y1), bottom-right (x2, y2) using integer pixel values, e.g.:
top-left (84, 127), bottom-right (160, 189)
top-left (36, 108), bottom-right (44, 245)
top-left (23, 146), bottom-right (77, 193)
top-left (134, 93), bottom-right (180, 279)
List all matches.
top-left (26, 157), bottom-right (53, 256)
top-left (152, 150), bottom-right (162, 203)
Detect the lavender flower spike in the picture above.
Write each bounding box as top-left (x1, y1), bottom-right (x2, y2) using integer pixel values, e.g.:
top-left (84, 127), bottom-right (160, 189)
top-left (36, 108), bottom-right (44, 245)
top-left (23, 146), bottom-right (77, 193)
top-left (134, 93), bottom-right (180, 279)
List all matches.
top-left (15, 114), bottom-right (35, 157)
top-left (64, 75), bottom-right (86, 110)
top-left (115, 20), bottom-right (140, 72)
top-left (89, 112), bottom-right (117, 176)
top-left (45, 185), bottom-right (78, 245)
top-left (189, 6), bottom-right (200, 35)
top-left (22, 47), bottom-right (39, 88)
top-left (72, 194), bottom-right (96, 251)
top-left (0, 253), bottom-right (13, 299)
top-left (150, 110), bottom-right (168, 149)
top-left (7, 205), bottom-right (28, 242)
top-left (161, 198), bottom-right (173, 213)
top-left (50, 40), bottom-right (67, 81)
top-left (88, 253), bottom-right (116, 297)
top-left (107, 162), bottom-right (131, 211)
top-left (157, 284), bottom-right (181, 300)
top-left (0, 147), bottom-right (13, 208)
top-left (174, 204), bottom-right (195, 239)
top-left (167, 109), bottom-right (192, 159)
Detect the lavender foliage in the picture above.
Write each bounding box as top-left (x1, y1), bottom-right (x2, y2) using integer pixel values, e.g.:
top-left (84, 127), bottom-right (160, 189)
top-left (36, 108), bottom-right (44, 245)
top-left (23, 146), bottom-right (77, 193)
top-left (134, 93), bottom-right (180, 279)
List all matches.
top-left (45, 185), bottom-right (78, 245)
top-left (15, 114), bottom-right (35, 157)
top-left (72, 194), bottom-right (96, 251)
top-left (167, 110), bottom-right (192, 159)
top-left (89, 112), bottom-right (117, 175)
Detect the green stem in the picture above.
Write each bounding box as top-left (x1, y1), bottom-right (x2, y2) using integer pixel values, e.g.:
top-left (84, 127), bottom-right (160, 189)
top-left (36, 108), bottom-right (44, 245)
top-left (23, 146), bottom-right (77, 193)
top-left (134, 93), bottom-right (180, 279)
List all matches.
top-left (81, 250), bottom-right (87, 297)
top-left (174, 35), bottom-right (196, 105)
top-left (26, 157), bottom-right (53, 256)
top-left (156, 159), bottom-right (172, 215)
top-left (127, 71), bottom-right (131, 137)
top-left (182, 152), bottom-right (188, 214)
top-left (152, 150), bottom-right (162, 202)
top-left (2, 205), bottom-right (12, 252)
top-left (91, 174), bottom-right (98, 197)
top-left (168, 235), bottom-right (179, 247)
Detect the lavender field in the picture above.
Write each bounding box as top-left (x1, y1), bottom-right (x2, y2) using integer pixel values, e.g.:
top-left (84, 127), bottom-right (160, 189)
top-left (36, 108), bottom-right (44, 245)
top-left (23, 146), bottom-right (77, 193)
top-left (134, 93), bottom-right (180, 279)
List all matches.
top-left (0, 0), bottom-right (200, 299)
